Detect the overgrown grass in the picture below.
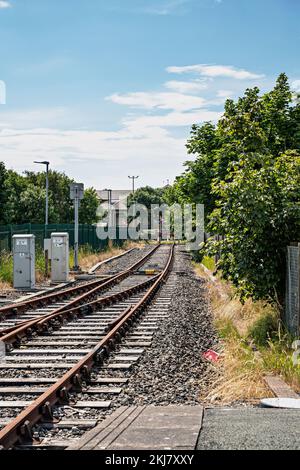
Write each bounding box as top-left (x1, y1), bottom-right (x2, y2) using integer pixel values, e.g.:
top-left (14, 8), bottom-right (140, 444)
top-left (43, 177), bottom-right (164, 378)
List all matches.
top-left (0, 251), bottom-right (13, 287)
top-left (247, 310), bottom-right (280, 347)
top-left (202, 256), bottom-right (216, 271)
top-left (195, 262), bottom-right (300, 403)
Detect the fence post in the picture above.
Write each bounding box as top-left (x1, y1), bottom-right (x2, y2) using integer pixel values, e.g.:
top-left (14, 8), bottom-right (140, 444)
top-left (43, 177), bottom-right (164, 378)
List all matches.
top-left (298, 242), bottom-right (300, 336)
top-left (9, 225), bottom-right (12, 251)
top-left (285, 243), bottom-right (300, 337)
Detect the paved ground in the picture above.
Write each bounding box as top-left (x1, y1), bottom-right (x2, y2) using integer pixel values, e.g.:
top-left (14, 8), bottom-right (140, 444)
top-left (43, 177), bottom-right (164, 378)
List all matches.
top-left (68, 405), bottom-right (203, 450)
top-left (198, 408), bottom-right (300, 450)
top-left (68, 405), bottom-right (300, 450)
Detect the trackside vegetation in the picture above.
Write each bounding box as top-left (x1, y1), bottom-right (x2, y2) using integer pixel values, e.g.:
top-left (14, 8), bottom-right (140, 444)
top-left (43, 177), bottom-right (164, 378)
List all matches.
top-left (165, 73), bottom-right (300, 303)
top-left (179, 75), bottom-right (300, 398)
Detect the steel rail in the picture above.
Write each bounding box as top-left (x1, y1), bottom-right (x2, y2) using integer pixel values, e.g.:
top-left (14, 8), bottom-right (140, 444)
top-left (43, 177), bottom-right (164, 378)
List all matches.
top-left (0, 244), bottom-right (160, 341)
top-left (0, 244), bottom-right (174, 450)
top-left (0, 274), bottom-right (112, 321)
top-left (0, 245), bottom-right (156, 321)
top-left (0, 273), bottom-right (160, 349)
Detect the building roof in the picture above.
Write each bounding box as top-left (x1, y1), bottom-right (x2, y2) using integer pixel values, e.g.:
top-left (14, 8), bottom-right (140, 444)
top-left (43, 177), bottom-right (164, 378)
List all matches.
top-left (96, 190), bottom-right (131, 202)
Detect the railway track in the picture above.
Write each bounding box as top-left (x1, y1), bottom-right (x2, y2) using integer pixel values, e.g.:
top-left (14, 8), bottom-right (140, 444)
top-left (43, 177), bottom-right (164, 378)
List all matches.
top-left (0, 244), bottom-right (157, 341)
top-left (0, 243), bottom-right (175, 450)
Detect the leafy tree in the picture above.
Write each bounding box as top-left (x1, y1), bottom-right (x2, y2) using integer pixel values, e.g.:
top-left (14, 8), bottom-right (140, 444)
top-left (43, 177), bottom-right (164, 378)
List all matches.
top-left (3, 170), bottom-right (28, 224)
top-left (128, 186), bottom-right (166, 209)
top-left (25, 170), bottom-right (74, 223)
top-left (79, 188), bottom-right (99, 224)
top-left (0, 164), bottom-right (100, 226)
top-left (19, 184), bottom-right (58, 224)
top-left (168, 74), bottom-right (300, 302)
top-left (207, 151), bottom-right (300, 301)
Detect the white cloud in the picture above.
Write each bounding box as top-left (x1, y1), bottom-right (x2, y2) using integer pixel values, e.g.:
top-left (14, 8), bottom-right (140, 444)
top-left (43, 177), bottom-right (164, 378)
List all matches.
top-left (0, 61), bottom-right (268, 188)
top-left (167, 64), bottom-right (264, 80)
top-left (107, 91), bottom-right (207, 112)
top-left (0, 1), bottom-right (11, 8)
top-left (0, 125), bottom-right (187, 189)
top-left (217, 89), bottom-right (234, 98)
top-left (164, 79), bottom-right (208, 93)
top-left (0, 107), bottom-right (68, 128)
top-left (124, 109), bottom-right (222, 129)
top-left (292, 80), bottom-right (300, 92)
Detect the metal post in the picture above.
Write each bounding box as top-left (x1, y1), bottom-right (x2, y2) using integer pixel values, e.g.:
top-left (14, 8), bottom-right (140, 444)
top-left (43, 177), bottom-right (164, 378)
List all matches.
top-left (70, 183), bottom-right (84, 272)
top-left (45, 162), bottom-right (49, 226)
top-left (74, 196), bottom-right (79, 270)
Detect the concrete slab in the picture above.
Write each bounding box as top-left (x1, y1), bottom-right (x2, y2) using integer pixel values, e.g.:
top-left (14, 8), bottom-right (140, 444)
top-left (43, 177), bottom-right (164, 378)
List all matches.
top-left (197, 408), bottom-right (300, 450)
top-left (68, 405), bottom-right (203, 451)
top-left (264, 375), bottom-right (300, 399)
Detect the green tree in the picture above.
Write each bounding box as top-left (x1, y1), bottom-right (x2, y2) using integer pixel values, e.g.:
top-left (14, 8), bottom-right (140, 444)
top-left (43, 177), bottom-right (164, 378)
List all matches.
top-left (3, 170), bottom-right (28, 224)
top-left (168, 74), bottom-right (300, 302)
top-left (0, 165), bottom-right (100, 226)
top-left (25, 170), bottom-right (74, 223)
top-left (207, 151), bottom-right (300, 301)
top-left (0, 162), bottom-right (7, 224)
top-left (18, 184), bottom-right (57, 224)
top-left (128, 186), bottom-right (166, 209)
top-left (79, 188), bottom-right (99, 224)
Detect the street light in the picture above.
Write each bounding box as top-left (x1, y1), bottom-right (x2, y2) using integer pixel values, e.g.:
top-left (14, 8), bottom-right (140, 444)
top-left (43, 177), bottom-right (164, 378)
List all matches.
top-left (34, 161), bottom-right (50, 226)
top-left (128, 176), bottom-right (139, 194)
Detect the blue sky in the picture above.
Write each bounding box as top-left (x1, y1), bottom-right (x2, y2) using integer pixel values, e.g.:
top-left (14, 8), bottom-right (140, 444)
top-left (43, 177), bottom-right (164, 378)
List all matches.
top-left (0, 0), bottom-right (299, 189)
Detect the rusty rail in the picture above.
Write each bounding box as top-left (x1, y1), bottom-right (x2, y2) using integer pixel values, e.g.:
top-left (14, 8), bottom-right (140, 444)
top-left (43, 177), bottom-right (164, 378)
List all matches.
top-left (0, 245), bottom-right (158, 321)
top-left (1, 274), bottom-right (160, 349)
top-left (0, 244), bottom-right (160, 344)
top-left (0, 244), bottom-right (174, 449)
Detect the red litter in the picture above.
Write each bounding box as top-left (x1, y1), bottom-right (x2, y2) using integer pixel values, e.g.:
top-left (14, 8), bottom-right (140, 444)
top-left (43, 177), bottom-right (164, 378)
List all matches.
top-left (203, 350), bottom-right (220, 362)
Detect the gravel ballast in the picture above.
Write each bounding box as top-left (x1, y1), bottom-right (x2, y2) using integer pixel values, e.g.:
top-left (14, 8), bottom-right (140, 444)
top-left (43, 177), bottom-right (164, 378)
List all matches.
top-left (113, 248), bottom-right (220, 407)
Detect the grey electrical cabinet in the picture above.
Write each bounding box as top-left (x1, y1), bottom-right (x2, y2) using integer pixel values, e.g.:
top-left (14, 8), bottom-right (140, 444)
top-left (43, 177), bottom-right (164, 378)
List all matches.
top-left (51, 233), bottom-right (69, 283)
top-left (13, 234), bottom-right (35, 289)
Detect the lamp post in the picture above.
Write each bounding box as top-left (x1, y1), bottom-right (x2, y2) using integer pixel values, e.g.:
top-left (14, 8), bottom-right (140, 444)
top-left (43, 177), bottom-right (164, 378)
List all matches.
top-left (34, 161), bottom-right (50, 226)
top-left (128, 175), bottom-right (139, 194)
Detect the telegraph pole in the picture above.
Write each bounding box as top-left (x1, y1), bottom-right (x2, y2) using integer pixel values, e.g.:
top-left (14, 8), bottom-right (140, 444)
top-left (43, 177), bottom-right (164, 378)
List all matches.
top-left (128, 175), bottom-right (139, 194)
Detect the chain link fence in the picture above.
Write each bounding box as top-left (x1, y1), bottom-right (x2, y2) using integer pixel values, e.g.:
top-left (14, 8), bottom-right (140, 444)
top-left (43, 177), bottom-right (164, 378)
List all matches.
top-left (0, 223), bottom-right (124, 252)
top-left (285, 243), bottom-right (300, 337)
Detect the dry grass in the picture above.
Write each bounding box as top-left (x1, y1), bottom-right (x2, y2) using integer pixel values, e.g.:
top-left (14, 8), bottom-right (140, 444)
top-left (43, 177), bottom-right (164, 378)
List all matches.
top-left (195, 263), bottom-right (275, 404)
top-left (78, 241), bottom-right (146, 271)
top-left (203, 338), bottom-right (272, 404)
top-left (0, 280), bottom-right (13, 291)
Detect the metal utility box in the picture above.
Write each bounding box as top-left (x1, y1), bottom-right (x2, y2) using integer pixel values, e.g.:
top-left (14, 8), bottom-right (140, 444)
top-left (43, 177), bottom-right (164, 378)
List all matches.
top-left (13, 234), bottom-right (35, 289)
top-left (51, 233), bottom-right (69, 283)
